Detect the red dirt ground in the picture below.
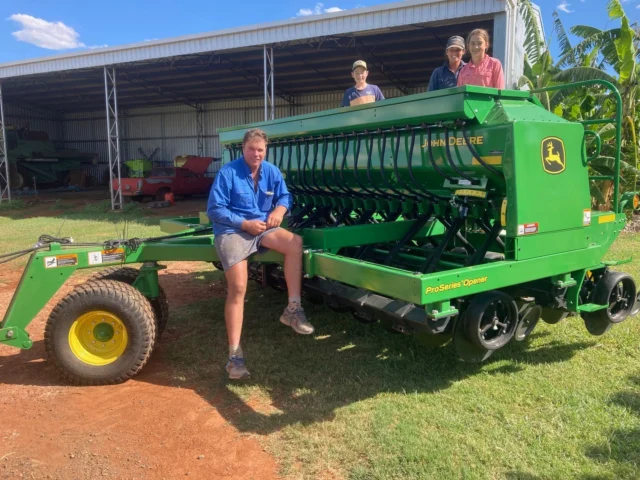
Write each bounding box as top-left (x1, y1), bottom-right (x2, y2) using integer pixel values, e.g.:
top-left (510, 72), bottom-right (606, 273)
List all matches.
top-left (0, 256), bottom-right (280, 479)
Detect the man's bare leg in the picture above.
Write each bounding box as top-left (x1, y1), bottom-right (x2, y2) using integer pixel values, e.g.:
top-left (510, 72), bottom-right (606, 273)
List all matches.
top-left (260, 228), bottom-right (302, 298)
top-left (261, 229), bottom-right (314, 334)
top-left (223, 259), bottom-right (250, 378)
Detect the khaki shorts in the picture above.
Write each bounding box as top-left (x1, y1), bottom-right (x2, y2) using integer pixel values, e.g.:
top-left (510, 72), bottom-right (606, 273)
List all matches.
top-left (214, 228), bottom-right (280, 271)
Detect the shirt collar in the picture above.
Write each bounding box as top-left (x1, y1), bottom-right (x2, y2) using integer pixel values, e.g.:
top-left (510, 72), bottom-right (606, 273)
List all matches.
top-left (444, 60), bottom-right (465, 72)
top-left (468, 55), bottom-right (490, 69)
top-left (240, 157), bottom-right (262, 179)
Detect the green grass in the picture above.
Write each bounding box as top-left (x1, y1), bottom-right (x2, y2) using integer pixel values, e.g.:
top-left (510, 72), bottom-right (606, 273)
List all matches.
top-left (0, 199), bottom-right (26, 211)
top-left (0, 207), bottom-right (162, 267)
top-left (163, 237), bottom-right (640, 480)
top-left (3, 209), bottom-right (640, 479)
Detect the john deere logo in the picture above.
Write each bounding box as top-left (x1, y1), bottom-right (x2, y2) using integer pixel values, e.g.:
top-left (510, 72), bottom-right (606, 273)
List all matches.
top-left (541, 137), bottom-right (566, 174)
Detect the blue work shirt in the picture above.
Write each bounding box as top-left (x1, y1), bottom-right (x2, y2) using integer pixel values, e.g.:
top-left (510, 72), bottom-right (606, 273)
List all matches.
top-left (427, 61), bottom-right (466, 91)
top-left (341, 84), bottom-right (385, 107)
top-left (206, 157), bottom-right (293, 236)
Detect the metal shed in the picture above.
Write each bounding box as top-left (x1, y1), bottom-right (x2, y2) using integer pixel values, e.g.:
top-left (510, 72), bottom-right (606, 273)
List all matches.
top-left (0, 0), bottom-right (529, 208)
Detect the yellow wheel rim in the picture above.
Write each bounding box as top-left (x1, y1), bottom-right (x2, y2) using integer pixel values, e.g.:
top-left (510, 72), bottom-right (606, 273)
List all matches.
top-left (68, 311), bottom-right (128, 366)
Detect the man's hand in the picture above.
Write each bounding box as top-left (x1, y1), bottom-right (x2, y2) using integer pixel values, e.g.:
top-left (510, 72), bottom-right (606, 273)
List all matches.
top-left (266, 206), bottom-right (287, 229)
top-left (241, 219), bottom-right (267, 236)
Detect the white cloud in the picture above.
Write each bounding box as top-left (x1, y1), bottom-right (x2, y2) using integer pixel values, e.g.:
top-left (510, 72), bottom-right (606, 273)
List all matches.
top-left (557, 2), bottom-right (573, 13)
top-left (9, 13), bottom-right (90, 50)
top-left (297, 3), bottom-right (344, 16)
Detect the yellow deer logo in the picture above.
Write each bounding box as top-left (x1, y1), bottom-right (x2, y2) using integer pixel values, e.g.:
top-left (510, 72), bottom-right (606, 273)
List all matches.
top-left (540, 137), bottom-right (565, 174)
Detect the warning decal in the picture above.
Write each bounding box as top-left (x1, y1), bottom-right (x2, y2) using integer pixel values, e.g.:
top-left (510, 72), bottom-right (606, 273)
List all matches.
top-left (517, 223), bottom-right (539, 235)
top-left (44, 254), bottom-right (78, 268)
top-left (88, 248), bottom-right (125, 265)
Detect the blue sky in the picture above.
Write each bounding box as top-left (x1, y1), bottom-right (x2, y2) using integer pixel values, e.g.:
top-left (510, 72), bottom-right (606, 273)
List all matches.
top-left (0, 0), bottom-right (639, 65)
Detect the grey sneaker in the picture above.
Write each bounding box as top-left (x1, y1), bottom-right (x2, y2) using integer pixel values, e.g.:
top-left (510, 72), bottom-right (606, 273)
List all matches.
top-left (280, 305), bottom-right (315, 335)
top-left (225, 356), bottom-right (250, 380)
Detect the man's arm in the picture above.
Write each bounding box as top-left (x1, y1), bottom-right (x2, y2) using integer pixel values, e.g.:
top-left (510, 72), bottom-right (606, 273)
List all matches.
top-left (266, 170), bottom-right (293, 228)
top-left (375, 86), bottom-right (385, 101)
top-left (206, 171), bottom-right (246, 230)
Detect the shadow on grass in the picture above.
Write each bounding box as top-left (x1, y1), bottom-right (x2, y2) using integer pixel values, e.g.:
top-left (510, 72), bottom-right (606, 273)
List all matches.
top-left (147, 283), bottom-right (595, 436)
top-left (583, 374), bottom-right (640, 479)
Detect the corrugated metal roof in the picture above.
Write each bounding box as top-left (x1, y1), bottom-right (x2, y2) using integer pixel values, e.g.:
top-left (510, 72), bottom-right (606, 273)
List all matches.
top-left (0, 0), bottom-right (505, 79)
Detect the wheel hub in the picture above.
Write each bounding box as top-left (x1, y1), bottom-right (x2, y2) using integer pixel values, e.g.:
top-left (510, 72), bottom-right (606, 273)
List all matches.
top-left (68, 311), bottom-right (128, 366)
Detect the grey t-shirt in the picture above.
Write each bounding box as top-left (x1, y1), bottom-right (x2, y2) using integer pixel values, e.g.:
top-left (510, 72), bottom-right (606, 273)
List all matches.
top-left (341, 84), bottom-right (385, 107)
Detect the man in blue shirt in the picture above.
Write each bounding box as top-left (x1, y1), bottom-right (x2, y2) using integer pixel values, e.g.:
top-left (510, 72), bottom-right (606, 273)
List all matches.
top-left (341, 60), bottom-right (385, 107)
top-left (207, 128), bottom-right (314, 380)
top-left (427, 36), bottom-right (466, 91)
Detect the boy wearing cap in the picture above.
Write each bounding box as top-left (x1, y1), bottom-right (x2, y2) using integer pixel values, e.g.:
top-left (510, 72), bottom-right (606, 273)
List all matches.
top-left (427, 36), bottom-right (466, 91)
top-left (340, 60), bottom-right (385, 107)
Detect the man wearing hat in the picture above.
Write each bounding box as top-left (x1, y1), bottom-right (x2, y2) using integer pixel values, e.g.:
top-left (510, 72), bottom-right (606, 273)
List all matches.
top-left (340, 60), bottom-right (385, 107)
top-left (427, 36), bottom-right (466, 91)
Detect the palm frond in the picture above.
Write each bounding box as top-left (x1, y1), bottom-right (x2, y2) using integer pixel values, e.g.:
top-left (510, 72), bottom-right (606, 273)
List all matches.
top-left (518, 0), bottom-right (546, 64)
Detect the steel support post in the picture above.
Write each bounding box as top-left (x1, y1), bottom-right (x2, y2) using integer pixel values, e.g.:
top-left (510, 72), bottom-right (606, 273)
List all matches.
top-left (263, 46), bottom-right (274, 121)
top-left (104, 67), bottom-right (123, 210)
top-left (0, 83), bottom-right (10, 202)
top-left (196, 103), bottom-right (204, 157)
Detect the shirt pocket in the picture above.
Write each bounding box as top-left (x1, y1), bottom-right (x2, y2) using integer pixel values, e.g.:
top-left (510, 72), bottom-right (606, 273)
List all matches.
top-left (231, 189), bottom-right (253, 209)
top-left (258, 189), bottom-right (275, 212)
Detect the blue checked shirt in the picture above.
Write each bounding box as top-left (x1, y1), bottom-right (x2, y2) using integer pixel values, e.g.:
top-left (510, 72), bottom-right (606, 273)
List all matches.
top-left (206, 157), bottom-right (293, 236)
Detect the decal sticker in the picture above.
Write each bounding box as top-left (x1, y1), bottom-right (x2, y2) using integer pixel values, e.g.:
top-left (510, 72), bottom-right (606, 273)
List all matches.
top-left (541, 137), bottom-right (566, 174)
top-left (88, 248), bottom-right (125, 265)
top-left (517, 222), bottom-right (539, 235)
top-left (425, 276), bottom-right (488, 294)
top-left (454, 189), bottom-right (487, 199)
top-left (44, 254), bottom-right (78, 268)
top-left (583, 209), bottom-right (591, 226)
top-left (598, 214), bottom-right (616, 224)
top-left (501, 199), bottom-right (507, 226)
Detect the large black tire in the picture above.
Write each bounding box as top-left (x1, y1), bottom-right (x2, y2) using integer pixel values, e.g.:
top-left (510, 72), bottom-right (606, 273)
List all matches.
top-left (582, 271), bottom-right (636, 336)
top-left (464, 290), bottom-right (519, 350)
top-left (87, 267), bottom-right (169, 341)
top-left (44, 280), bottom-right (156, 385)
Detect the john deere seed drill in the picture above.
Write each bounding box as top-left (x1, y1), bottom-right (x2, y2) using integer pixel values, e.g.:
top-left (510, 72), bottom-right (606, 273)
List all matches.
top-left (1, 80), bottom-right (638, 384)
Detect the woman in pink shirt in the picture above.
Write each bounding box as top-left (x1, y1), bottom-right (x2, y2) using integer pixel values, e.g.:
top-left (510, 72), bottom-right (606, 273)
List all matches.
top-left (457, 29), bottom-right (505, 90)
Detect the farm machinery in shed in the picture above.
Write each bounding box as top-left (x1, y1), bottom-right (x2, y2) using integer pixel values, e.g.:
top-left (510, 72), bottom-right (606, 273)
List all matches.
top-left (2, 80), bottom-right (639, 384)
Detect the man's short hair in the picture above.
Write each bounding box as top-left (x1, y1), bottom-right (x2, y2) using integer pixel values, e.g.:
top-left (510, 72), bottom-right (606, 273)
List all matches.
top-left (242, 128), bottom-right (269, 146)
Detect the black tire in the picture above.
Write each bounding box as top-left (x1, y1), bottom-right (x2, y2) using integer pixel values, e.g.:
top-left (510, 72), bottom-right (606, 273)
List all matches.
top-left (44, 280), bottom-right (156, 385)
top-left (453, 312), bottom-right (494, 363)
top-left (464, 290), bottom-right (518, 350)
top-left (155, 187), bottom-right (171, 202)
top-left (87, 267), bottom-right (169, 341)
top-left (515, 305), bottom-right (541, 341)
top-left (583, 271), bottom-right (636, 336)
top-left (540, 307), bottom-right (569, 325)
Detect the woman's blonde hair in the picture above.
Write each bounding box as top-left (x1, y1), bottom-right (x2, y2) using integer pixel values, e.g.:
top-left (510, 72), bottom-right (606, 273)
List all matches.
top-left (466, 29), bottom-right (491, 51)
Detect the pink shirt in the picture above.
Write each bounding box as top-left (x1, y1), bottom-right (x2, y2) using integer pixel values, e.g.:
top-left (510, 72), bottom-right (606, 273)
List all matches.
top-left (457, 55), bottom-right (505, 89)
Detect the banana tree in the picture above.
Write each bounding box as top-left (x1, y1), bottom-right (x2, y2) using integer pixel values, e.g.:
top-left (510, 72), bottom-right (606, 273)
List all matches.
top-left (549, 0), bottom-right (639, 208)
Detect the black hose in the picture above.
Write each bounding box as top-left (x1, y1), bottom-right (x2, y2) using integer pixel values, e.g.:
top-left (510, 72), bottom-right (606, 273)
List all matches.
top-left (444, 127), bottom-right (479, 185)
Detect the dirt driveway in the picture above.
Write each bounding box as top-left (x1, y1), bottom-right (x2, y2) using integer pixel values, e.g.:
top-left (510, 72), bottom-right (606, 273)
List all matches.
top-left (0, 261), bottom-right (280, 480)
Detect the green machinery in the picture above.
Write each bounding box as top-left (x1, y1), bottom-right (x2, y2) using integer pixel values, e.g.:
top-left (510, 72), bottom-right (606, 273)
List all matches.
top-left (5, 126), bottom-right (98, 189)
top-left (2, 80), bottom-right (639, 384)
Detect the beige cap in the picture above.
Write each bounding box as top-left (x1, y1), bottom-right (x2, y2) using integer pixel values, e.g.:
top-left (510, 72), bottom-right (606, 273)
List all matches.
top-left (352, 60), bottom-right (368, 71)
